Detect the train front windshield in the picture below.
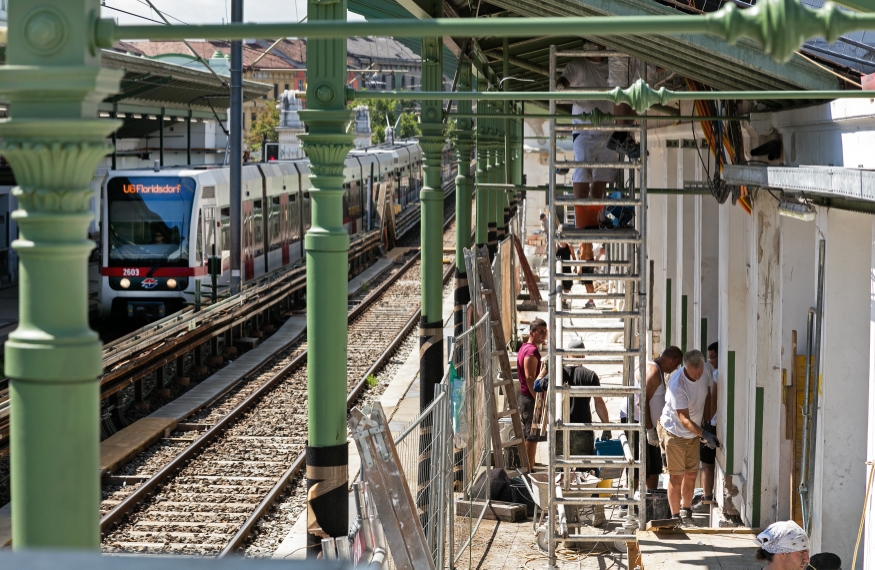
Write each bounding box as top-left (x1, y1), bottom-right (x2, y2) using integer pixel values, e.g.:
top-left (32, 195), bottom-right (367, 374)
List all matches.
top-left (106, 176), bottom-right (196, 267)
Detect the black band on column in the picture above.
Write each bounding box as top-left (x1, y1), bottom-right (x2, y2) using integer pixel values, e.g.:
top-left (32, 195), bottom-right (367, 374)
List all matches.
top-left (306, 443), bottom-right (348, 556)
top-left (453, 270), bottom-right (469, 339)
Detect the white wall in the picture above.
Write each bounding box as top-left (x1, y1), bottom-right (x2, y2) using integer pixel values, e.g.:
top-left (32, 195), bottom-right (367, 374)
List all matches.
top-left (810, 208), bottom-right (871, 564)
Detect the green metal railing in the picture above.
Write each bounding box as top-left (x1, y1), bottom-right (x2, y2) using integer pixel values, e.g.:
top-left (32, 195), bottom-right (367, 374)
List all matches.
top-left (347, 81), bottom-right (875, 113)
top-left (96, 0), bottom-right (875, 63)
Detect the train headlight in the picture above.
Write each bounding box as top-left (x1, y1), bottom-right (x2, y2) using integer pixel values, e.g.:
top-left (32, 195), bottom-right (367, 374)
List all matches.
top-left (166, 278), bottom-right (178, 289)
top-left (120, 278), bottom-right (131, 289)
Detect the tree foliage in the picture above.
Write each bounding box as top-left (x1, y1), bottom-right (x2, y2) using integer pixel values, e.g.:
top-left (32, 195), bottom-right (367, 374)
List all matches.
top-left (245, 102), bottom-right (280, 151)
top-left (355, 93), bottom-right (420, 144)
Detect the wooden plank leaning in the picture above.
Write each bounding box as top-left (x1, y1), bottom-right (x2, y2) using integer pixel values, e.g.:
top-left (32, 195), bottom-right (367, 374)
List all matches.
top-left (463, 246), bottom-right (506, 470)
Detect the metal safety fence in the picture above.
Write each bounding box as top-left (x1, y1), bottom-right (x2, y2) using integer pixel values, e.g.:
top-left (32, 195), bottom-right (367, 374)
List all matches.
top-left (358, 310), bottom-right (495, 569)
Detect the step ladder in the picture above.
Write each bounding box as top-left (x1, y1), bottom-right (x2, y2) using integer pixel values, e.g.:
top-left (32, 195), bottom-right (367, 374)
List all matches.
top-left (544, 45), bottom-right (649, 563)
top-left (463, 245), bottom-right (531, 473)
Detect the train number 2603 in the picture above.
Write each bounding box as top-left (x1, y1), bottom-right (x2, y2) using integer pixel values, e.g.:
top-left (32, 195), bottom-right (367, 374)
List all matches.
top-left (122, 268), bottom-right (141, 276)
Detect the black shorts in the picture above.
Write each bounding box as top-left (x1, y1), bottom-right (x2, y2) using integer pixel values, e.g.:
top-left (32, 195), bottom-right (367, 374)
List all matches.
top-left (700, 423), bottom-right (716, 465)
top-left (580, 266), bottom-right (594, 286)
top-left (621, 417), bottom-right (663, 478)
top-left (518, 392), bottom-right (547, 442)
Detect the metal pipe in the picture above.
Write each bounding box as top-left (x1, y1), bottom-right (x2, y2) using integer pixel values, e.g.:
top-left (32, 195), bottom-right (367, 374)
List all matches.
top-left (546, 43), bottom-right (558, 569)
top-left (345, 88), bottom-right (875, 106)
top-left (229, 0), bottom-right (243, 295)
top-left (799, 307), bottom-right (815, 531)
top-left (100, 4), bottom-right (875, 61)
top-left (447, 113), bottom-right (749, 121)
top-left (638, 77), bottom-right (649, 529)
top-left (805, 238), bottom-right (826, 533)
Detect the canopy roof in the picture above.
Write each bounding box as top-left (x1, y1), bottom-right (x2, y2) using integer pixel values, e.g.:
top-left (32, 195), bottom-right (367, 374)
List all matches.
top-left (348, 0), bottom-right (860, 104)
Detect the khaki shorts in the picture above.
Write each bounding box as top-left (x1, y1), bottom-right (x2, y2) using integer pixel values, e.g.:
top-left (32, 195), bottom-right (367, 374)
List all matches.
top-left (658, 423), bottom-right (700, 474)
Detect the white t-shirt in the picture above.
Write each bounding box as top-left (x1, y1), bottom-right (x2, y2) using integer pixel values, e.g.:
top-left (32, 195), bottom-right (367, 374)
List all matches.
top-left (710, 368), bottom-right (718, 426)
top-left (660, 365), bottom-right (711, 439)
top-left (619, 360), bottom-right (659, 423)
top-left (559, 59), bottom-right (612, 122)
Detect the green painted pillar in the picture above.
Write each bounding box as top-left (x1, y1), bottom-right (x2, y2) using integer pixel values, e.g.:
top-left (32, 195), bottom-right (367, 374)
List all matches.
top-left (297, 0), bottom-right (355, 553)
top-left (453, 61), bottom-right (474, 339)
top-left (417, 35), bottom-right (444, 543)
top-left (418, 35), bottom-right (445, 410)
top-left (475, 79), bottom-right (489, 249)
top-left (497, 119), bottom-right (508, 242)
top-left (2, 0), bottom-right (122, 549)
top-left (486, 109), bottom-right (498, 259)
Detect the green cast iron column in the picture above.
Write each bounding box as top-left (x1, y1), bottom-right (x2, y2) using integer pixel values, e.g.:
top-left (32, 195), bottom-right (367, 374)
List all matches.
top-left (486, 107), bottom-right (498, 260)
top-left (475, 79), bottom-right (489, 250)
top-left (453, 61), bottom-right (474, 339)
top-left (3, 0), bottom-right (122, 548)
top-left (497, 116), bottom-right (508, 242)
top-left (419, 35), bottom-right (445, 411)
top-left (297, 0), bottom-right (355, 553)
top-left (417, 35), bottom-right (445, 538)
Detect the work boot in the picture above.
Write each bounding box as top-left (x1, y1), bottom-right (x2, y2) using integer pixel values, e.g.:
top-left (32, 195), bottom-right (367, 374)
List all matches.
top-left (591, 505), bottom-right (606, 527)
top-left (607, 131), bottom-right (642, 161)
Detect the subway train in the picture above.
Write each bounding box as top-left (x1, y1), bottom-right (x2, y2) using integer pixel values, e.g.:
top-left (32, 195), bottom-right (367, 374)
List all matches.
top-left (98, 140), bottom-right (457, 319)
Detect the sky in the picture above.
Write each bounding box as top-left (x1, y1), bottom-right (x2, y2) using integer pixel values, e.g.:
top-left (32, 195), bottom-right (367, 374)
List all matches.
top-left (99, 0), bottom-right (366, 28)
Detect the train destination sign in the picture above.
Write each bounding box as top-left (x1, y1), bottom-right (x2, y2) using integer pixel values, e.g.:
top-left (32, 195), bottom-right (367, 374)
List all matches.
top-left (122, 183), bottom-right (183, 195)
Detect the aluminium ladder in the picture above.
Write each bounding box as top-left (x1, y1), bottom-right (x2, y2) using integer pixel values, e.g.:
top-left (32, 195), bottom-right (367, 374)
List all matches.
top-left (544, 45), bottom-right (649, 563)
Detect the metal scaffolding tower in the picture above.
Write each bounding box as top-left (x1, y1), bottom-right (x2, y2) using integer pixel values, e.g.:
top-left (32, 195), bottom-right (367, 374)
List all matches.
top-left (545, 45), bottom-right (649, 565)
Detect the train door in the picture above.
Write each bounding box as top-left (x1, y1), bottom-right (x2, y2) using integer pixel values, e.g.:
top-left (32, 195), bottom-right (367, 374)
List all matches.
top-left (280, 193), bottom-right (290, 265)
top-left (253, 199), bottom-right (265, 277)
top-left (203, 205), bottom-right (217, 259)
top-left (242, 200), bottom-right (254, 281)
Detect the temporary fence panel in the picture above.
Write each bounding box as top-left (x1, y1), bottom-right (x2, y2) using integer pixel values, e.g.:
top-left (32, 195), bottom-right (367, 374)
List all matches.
top-left (450, 312), bottom-right (496, 568)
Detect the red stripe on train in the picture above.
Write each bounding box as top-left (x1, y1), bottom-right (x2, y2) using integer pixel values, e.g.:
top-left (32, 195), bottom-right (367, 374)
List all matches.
top-left (101, 266), bottom-right (209, 277)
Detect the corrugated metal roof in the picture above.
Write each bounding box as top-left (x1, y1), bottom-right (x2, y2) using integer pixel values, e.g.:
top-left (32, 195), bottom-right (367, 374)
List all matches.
top-left (485, 0), bottom-right (841, 93)
top-left (101, 50), bottom-right (271, 112)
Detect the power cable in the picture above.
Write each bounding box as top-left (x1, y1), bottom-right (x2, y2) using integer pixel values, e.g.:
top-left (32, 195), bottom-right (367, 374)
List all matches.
top-left (101, 2), bottom-right (165, 25)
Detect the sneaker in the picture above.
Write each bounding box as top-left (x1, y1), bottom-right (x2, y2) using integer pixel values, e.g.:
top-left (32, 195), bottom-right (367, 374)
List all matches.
top-left (678, 508), bottom-right (696, 528)
top-left (607, 131), bottom-right (641, 161)
top-left (691, 502), bottom-right (711, 514)
top-left (585, 300), bottom-right (596, 309)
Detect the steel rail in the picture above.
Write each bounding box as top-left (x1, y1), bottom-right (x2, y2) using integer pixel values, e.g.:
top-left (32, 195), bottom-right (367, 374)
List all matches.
top-left (99, 249), bottom-right (426, 534)
top-left (0, 181), bottom-right (454, 454)
top-left (218, 253), bottom-right (457, 556)
top-left (345, 88), bottom-right (875, 104)
top-left (99, 208), bottom-right (461, 544)
top-left (96, 0), bottom-right (875, 65)
top-left (445, 113), bottom-right (749, 121)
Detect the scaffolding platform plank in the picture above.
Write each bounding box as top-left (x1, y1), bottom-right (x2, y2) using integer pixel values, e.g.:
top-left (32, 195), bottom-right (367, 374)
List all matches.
top-left (637, 529), bottom-right (760, 569)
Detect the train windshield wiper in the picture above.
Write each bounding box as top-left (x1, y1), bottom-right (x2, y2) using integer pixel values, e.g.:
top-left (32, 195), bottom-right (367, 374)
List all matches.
top-left (146, 238), bottom-right (183, 277)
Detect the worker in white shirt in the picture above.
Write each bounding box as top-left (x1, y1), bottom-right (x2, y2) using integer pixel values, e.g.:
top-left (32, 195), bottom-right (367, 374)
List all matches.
top-left (659, 349), bottom-right (720, 527)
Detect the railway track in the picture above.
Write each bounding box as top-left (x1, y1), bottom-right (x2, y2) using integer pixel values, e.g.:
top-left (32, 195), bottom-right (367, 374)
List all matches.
top-left (0, 179), bottom-right (459, 457)
top-left (98, 245), bottom-right (456, 555)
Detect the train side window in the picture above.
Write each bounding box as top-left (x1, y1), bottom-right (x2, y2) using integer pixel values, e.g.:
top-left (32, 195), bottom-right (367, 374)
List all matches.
top-left (253, 200), bottom-right (264, 256)
top-left (220, 207), bottom-right (230, 252)
top-left (270, 196), bottom-right (281, 250)
top-left (196, 210), bottom-right (204, 263)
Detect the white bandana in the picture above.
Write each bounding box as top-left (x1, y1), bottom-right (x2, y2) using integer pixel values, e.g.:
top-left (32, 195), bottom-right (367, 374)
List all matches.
top-left (757, 521), bottom-right (810, 554)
